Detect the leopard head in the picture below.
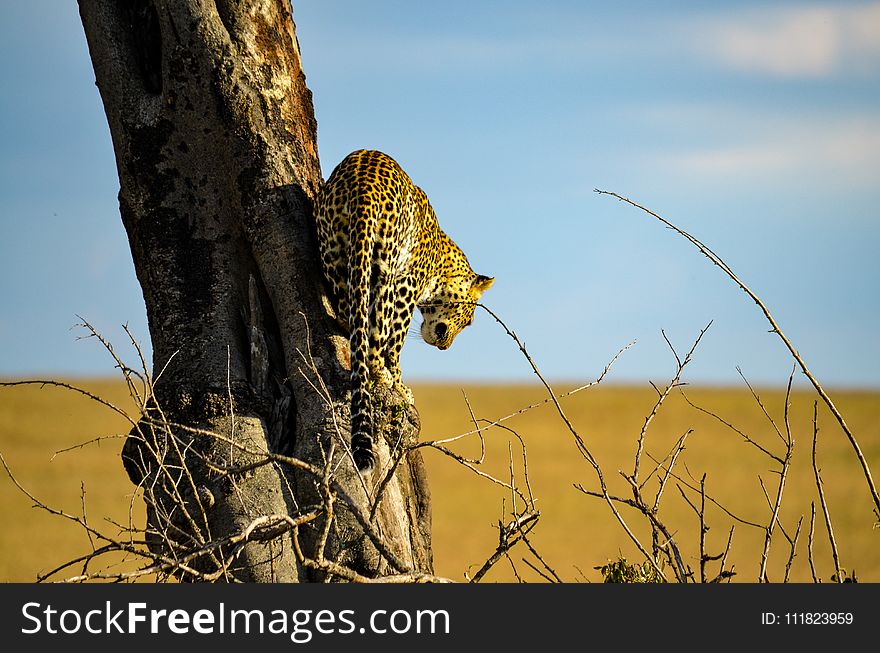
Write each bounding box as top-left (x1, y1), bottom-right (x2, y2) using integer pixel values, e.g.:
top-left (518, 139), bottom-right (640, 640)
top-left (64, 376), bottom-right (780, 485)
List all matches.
top-left (420, 273), bottom-right (494, 350)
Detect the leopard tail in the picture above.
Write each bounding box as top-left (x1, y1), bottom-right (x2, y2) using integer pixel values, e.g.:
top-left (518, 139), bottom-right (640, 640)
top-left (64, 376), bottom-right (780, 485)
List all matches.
top-left (348, 209), bottom-right (376, 471)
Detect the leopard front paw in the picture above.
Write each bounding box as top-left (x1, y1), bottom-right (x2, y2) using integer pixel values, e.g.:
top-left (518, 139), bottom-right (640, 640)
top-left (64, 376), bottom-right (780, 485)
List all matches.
top-left (394, 380), bottom-right (415, 405)
top-left (369, 365), bottom-right (395, 389)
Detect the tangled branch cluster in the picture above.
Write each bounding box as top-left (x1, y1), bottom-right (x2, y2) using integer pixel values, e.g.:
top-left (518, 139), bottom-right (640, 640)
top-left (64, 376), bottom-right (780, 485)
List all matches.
top-left (2, 196), bottom-right (875, 583)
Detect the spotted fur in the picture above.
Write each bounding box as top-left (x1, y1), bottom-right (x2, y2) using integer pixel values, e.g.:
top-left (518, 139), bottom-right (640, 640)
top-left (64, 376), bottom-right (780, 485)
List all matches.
top-left (315, 150), bottom-right (494, 471)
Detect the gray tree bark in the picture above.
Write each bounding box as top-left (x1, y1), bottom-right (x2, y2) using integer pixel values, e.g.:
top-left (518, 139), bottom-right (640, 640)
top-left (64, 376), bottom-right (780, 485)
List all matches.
top-left (78, 0), bottom-right (432, 582)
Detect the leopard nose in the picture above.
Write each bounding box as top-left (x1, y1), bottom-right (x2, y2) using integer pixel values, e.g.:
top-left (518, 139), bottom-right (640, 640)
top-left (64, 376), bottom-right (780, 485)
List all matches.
top-left (435, 323), bottom-right (448, 340)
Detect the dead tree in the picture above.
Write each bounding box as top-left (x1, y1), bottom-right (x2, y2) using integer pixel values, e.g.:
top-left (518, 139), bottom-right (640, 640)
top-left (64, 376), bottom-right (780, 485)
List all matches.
top-left (78, 0), bottom-right (432, 581)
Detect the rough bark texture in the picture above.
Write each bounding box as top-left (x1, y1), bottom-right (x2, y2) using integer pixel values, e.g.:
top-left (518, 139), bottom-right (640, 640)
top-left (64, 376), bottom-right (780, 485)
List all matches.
top-left (79, 0), bottom-right (432, 581)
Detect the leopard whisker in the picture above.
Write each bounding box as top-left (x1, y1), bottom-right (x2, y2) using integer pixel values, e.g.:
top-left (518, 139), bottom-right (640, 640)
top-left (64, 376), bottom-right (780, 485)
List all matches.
top-left (407, 323), bottom-right (426, 342)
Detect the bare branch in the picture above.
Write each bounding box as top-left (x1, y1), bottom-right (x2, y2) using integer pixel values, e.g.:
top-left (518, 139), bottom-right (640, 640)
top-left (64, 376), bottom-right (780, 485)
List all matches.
top-left (647, 430), bottom-right (691, 512)
top-left (737, 367), bottom-right (786, 447)
top-left (699, 475), bottom-right (708, 584)
top-left (469, 511), bottom-right (540, 583)
top-left (480, 304), bottom-right (667, 581)
top-left (595, 188), bottom-right (879, 516)
top-left (520, 558), bottom-right (551, 582)
top-left (710, 526), bottom-right (736, 583)
top-left (758, 372), bottom-right (795, 582)
top-left (808, 503), bottom-right (818, 583)
top-left (783, 516), bottom-right (804, 583)
top-left (679, 390), bottom-right (782, 464)
top-left (418, 339), bottom-right (634, 448)
top-left (647, 450), bottom-right (765, 530)
top-left (811, 402), bottom-right (842, 583)
top-left (632, 324), bottom-right (711, 485)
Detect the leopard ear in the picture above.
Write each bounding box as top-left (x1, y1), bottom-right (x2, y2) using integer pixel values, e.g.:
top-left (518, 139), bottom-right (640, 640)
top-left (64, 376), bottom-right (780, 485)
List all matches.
top-left (472, 274), bottom-right (495, 296)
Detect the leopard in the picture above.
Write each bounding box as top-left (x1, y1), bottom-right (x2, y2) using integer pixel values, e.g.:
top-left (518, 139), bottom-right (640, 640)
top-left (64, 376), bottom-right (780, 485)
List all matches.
top-left (314, 149), bottom-right (494, 471)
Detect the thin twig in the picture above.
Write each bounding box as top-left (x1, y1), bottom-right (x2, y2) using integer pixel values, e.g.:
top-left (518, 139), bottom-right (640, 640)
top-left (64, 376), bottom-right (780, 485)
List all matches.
top-left (418, 340), bottom-right (634, 448)
top-left (737, 367), bottom-right (786, 447)
top-left (758, 369), bottom-right (795, 582)
top-left (679, 390), bottom-right (782, 464)
top-left (783, 516), bottom-right (803, 583)
top-left (50, 434), bottom-right (127, 461)
top-left (469, 511), bottom-right (540, 583)
top-left (649, 430), bottom-right (691, 512)
top-left (521, 557), bottom-right (554, 583)
top-left (811, 402), bottom-right (842, 582)
top-left (711, 526), bottom-right (736, 583)
top-left (632, 325), bottom-right (711, 485)
top-left (645, 451), bottom-right (765, 530)
top-left (808, 503), bottom-right (818, 583)
top-left (699, 474), bottom-right (707, 584)
top-left (518, 530), bottom-right (562, 583)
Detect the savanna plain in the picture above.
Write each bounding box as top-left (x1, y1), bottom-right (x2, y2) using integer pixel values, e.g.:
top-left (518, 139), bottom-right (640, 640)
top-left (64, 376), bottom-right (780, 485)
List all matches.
top-left (1, 379), bottom-right (877, 582)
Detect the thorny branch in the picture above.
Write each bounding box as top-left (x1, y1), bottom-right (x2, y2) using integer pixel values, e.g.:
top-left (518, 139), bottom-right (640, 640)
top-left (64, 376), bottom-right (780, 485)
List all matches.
top-left (1, 321), bottom-right (446, 583)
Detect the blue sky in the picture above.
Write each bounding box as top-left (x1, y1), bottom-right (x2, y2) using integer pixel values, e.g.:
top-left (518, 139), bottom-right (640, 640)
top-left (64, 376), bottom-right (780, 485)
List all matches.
top-left (1, 1), bottom-right (879, 387)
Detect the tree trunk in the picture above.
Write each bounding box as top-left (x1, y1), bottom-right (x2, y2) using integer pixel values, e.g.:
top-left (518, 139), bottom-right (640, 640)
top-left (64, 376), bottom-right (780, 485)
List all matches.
top-left (78, 0), bottom-right (432, 582)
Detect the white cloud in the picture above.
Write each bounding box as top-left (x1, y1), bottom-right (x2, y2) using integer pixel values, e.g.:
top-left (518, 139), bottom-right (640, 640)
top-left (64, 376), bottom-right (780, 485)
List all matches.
top-left (670, 145), bottom-right (793, 176)
top-left (653, 114), bottom-right (880, 188)
top-left (694, 3), bottom-right (880, 78)
top-left (304, 3), bottom-right (879, 80)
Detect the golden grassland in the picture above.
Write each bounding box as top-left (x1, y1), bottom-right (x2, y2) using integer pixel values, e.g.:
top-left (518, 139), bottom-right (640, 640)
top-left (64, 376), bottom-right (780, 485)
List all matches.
top-left (0, 378), bottom-right (877, 582)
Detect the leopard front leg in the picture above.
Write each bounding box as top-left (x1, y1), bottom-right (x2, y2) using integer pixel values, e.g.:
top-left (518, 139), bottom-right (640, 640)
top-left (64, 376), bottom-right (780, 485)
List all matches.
top-left (384, 281), bottom-right (417, 405)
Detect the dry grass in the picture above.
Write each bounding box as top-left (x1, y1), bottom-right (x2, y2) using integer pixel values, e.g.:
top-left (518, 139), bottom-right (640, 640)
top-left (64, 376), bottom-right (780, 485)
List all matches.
top-left (0, 379), bottom-right (877, 582)
top-left (0, 379), bottom-right (141, 582)
top-left (418, 383), bottom-right (879, 582)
